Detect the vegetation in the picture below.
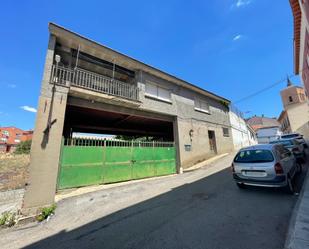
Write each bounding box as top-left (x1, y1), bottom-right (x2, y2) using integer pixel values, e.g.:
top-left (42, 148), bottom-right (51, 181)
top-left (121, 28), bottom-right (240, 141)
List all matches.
top-left (14, 140), bottom-right (32, 155)
top-left (36, 204), bottom-right (57, 222)
top-left (0, 153), bottom-right (30, 191)
top-left (115, 135), bottom-right (159, 141)
top-left (0, 212), bottom-right (16, 227)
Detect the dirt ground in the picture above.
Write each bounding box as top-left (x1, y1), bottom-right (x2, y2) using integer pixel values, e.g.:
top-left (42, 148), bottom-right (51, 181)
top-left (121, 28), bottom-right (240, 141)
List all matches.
top-left (0, 153), bottom-right (30, 191)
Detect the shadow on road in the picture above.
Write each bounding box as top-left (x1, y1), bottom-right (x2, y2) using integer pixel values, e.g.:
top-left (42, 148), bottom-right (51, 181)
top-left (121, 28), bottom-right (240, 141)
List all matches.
top-left (21, 163), bottom-right (307, 249)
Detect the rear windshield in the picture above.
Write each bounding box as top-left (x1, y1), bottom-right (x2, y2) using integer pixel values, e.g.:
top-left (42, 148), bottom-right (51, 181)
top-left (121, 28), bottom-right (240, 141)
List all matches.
top-left (234, 149), bottom-right (274, 163)
top-left (270, 140), bottom-right (293, 146)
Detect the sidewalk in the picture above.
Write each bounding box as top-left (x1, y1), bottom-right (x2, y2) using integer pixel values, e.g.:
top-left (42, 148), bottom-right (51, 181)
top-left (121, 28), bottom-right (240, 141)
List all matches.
top-left (285, 168), bottom-right (309, 249)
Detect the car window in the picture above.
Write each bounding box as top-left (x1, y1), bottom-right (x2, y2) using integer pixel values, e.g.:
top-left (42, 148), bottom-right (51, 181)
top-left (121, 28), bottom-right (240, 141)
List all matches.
top-left (270, 140), bottom-right (293, 146)
top-left (234, 149), bottom-right (274, 163)
top-left (281, 134), bottom-right (299, 139)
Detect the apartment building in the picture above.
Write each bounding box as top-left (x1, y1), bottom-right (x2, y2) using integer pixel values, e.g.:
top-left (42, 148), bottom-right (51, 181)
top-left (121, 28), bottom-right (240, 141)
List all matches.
top-left (0, 127), bottom-right (33, 153)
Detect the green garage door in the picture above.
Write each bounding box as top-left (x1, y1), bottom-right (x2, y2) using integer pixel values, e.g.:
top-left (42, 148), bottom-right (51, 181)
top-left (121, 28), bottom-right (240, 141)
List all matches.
top-left (57, 138), bottom-right (176, 189)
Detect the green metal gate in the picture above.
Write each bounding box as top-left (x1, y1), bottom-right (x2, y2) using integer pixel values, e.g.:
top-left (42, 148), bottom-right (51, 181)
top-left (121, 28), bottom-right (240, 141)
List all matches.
top-left (57, 138), bottom-right (176, 189)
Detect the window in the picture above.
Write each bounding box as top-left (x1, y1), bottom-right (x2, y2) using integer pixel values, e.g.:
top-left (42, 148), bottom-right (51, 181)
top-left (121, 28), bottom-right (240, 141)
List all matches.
top-left (2, 130), bottom-right (9, 136)
top-left (194, 99), bottom-right (210, 114)
top-left (234, 150), bottom-right (274, 163)
top-left (145, 82), bottom-right (171, 103)
top-left (222, 127), bottom-right (229, 137)
top-left (270, 140), bottom-right (293, 146)
top-left (289, 96), bottom-right (293, 102)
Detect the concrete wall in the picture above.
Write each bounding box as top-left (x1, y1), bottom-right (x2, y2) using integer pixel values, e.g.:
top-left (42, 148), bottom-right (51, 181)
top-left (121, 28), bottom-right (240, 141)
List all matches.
top-left (298, 0), bottom-right (309, 95)
top-left (0, 189), bottom-right (25, 214)
top-left (286, 102), bottom-right (309, 139)
top-left (229, 111), bottom-right (257, 150)
top-left (256, 127), bottom-right (282, 144)
top-left (22, 35), bottom-right (69, 213)
top-left (136, 71), bottom-right (234, 168)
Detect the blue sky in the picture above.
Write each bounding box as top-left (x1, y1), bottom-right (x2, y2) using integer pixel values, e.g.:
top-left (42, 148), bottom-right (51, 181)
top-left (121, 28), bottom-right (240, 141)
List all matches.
top-left (0, 0), bottom-right (300, 130)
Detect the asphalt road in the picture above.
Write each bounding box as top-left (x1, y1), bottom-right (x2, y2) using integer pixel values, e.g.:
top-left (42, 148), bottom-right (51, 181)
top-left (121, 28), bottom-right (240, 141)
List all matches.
top-left (1, 153), bottom-right (307, 249)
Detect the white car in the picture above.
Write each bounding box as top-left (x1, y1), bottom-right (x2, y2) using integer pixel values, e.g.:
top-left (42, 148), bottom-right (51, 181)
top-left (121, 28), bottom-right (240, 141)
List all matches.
top-left (232, 144), bottom-right (301, 193)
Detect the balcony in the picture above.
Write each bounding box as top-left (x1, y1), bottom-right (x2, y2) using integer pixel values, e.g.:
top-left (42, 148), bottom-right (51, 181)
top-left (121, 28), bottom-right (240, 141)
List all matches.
top-left (50, 65), bottom-right (139, 102)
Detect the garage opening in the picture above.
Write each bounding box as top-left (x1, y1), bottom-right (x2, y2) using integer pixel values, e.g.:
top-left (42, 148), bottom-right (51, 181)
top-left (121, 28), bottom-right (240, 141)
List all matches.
top-left (57, 104), bottom-right (176, 189)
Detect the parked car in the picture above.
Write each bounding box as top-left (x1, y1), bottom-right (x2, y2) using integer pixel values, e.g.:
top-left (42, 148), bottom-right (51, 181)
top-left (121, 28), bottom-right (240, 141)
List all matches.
top-left (280, 133), bottom-right (308, 148)
top-left (232, 144), bottom-right (300, 193)
top-left (270, 139), bottom-right (306, 164)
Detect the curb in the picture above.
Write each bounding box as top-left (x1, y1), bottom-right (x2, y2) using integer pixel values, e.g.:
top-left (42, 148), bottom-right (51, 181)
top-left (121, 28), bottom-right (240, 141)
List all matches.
top-left (183, 153), bottom-right (230, 172)
top-left (284, 167), bottom-right (309, 249)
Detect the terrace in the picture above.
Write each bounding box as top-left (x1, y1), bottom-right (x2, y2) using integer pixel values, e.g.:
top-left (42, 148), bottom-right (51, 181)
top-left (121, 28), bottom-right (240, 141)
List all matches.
top-left (50, 65), bottom-right (140, 102)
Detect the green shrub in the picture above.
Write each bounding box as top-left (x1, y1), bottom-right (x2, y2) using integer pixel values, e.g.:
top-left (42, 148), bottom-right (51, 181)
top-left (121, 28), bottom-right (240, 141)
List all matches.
top-left (14, 140), bottom-right (32, 154)
top-left (0, 212), bottom-right (16, 227)
top-left (36, 204), bottom-right (57, 222)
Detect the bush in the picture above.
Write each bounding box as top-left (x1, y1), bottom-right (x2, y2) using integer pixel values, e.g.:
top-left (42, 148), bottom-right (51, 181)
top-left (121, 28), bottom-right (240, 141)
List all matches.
top-left (0, 212), bottom-right (16, 227)
top-left (36, 204), bottom-right (57, 222)
top-left (14, 140), bottom-right (32, 155)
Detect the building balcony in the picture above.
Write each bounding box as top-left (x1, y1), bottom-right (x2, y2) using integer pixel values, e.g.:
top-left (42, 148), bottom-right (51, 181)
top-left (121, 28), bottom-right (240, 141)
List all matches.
top-left (50, 65), bottom-right (140, 102)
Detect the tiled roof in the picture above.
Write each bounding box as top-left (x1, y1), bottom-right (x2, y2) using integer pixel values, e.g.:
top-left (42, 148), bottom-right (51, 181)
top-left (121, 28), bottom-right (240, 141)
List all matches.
top-left (246, 116), bottom-right (280, 128)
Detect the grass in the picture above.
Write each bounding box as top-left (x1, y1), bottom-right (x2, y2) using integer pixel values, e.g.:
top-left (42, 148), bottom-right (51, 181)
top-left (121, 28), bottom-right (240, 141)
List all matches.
top-left (0, 153), bottom-right (30, 191)
top-left (36, 204), bottom-right (57, 222)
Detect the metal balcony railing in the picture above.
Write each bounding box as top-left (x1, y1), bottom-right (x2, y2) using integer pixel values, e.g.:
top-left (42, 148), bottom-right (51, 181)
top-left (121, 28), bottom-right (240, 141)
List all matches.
top-left (50, 65), bottom-right (139, 101)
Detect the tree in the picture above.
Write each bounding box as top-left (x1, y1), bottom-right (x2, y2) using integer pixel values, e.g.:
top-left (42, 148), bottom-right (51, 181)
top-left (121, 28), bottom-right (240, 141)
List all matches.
top-left (14, 140), bottom-right (32, 154)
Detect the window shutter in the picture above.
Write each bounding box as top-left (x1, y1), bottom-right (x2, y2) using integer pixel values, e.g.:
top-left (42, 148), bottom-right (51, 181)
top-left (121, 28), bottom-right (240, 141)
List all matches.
top-left (158, 87), bottom-right (170, 101)
top-left (145, 83), bottom-right (157, 97)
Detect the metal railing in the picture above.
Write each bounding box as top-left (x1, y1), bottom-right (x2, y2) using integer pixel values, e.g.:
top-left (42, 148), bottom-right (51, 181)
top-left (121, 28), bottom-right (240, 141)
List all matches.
top-left (50, 65), bottom-right (139, 101)
top-left (63, 137), bottom-right (175, 147)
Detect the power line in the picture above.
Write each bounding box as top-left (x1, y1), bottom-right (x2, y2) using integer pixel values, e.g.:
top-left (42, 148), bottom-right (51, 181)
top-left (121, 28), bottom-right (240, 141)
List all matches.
top-left (233, 72), bottom-right (301, 104)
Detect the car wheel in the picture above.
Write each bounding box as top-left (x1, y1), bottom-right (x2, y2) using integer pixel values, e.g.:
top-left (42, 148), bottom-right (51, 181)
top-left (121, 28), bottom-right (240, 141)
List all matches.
top-left (236, 183), bottom-right (246, 189)
top-left (285, 176), bottom-right (294, 194)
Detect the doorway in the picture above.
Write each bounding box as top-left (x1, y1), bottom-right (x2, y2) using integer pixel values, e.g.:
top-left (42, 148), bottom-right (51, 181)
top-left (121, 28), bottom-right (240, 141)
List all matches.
top-left (208, 130), bottom-right (217, 154)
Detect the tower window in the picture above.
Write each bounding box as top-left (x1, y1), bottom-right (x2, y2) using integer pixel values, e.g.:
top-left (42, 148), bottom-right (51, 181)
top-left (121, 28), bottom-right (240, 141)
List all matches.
top-left (289, 96), bottom-right (293, 102)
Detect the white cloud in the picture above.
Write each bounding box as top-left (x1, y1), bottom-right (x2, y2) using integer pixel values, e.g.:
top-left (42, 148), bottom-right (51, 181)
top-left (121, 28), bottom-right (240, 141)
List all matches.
top-left (7, 83), bottom-right (16, 88)
top-left (20, 106), bottom-right (37, 113)
top-left (233, 34), bottom-right (243, 41)
top-left (232, 0), bottom-right (252, 8)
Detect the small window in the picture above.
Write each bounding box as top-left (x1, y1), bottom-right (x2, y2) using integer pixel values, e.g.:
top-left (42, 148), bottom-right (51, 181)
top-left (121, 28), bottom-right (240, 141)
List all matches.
top-left (195, 99), bottom-right (210, 114)
top-left (2, 130), bottom-right (9, 136)
top-left (222, 127), bottom-right (229, 137)
top-left (289, 96), bottom-right (293, 102)
top-left (145, 82), bottom-right (171, 103)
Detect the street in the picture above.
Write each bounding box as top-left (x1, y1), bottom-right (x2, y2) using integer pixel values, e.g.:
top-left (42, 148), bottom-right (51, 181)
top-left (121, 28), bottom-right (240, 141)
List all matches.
top-left (0, 153), bottom-right (307, 249)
